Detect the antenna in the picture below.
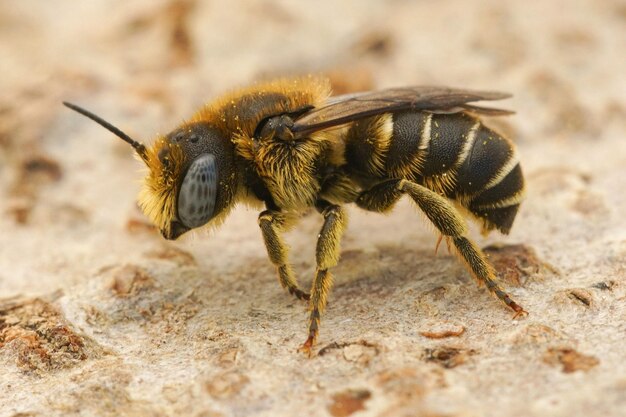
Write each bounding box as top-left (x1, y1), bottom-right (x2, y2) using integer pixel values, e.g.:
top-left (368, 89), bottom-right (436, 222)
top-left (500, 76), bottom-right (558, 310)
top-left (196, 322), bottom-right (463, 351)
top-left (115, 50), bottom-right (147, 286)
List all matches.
top-left (63, 102), bottom-right (148, 160)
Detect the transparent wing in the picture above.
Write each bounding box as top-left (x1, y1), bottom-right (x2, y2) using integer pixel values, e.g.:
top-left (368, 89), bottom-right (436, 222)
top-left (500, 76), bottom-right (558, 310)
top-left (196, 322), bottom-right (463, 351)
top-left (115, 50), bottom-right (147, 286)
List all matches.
top-left (291, 86), bottom-right (513, 138)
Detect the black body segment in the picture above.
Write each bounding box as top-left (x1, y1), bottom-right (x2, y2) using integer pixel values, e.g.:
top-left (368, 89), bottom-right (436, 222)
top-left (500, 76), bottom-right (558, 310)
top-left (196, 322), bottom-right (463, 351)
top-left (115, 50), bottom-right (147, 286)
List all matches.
top-left (344, 116), bottom-right (390, 178)
top-left (344, 120), bottom-right (376, 175)
top-left (470, 204), bottom-right (520, 234)
top-left (470, 163), bottom-right (524, 208)
top-left (384, 111), bottom-right (429, 176)
top-left (454, 125), bottom-right (514, 195)
top-left (468, 162), bottom-right (524, 233)
top-left (419, 113), bottom-right (474, 176)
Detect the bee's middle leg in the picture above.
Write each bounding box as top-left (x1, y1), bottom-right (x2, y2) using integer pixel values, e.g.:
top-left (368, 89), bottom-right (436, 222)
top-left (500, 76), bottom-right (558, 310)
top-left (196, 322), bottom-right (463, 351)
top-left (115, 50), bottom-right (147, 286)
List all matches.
top-left (299, 200), bottom-right (347, 356)
top-left (258, 210), bottom-right (310, 301)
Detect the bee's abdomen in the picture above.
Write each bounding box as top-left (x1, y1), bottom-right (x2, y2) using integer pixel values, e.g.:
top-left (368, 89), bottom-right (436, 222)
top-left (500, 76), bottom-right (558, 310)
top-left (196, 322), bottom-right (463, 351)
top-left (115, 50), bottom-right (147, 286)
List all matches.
top-left (447, 117), bottom-right (524, 234)
top-left (345, 112), bottom-right (525, 234)
top-left (414, 113), bottom-right (473, 177)
top-left (467, 162), bottom-right (524, 233)
top-left (384, 111), bottom-right (430, 175)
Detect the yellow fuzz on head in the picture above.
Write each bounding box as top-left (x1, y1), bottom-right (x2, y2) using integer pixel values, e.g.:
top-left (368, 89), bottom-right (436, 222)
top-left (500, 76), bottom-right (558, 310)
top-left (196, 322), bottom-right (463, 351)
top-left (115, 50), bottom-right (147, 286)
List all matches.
top-left (137, 137), bottom-right (186, 233)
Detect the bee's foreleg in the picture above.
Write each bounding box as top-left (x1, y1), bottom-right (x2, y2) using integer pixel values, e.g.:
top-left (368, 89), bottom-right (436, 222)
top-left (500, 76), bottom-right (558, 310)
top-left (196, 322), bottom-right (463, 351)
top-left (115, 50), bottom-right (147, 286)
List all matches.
top-left (258, 210), bottom-right (310, 301)
top-left (299, 201), bottom-right (347, 356)
top-left (356, 179), bottom-right (526, 317)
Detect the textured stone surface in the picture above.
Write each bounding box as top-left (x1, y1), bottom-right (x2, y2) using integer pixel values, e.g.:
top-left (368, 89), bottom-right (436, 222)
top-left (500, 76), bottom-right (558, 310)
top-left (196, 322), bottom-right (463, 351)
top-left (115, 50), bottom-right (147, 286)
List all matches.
top-left (1, 1), bottom-right (625, 416)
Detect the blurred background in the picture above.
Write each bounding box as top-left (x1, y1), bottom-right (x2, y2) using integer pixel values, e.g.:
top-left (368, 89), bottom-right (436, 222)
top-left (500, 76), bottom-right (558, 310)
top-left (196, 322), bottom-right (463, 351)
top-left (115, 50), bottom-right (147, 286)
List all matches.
top-left (0, 1), bottom-right (625, 416)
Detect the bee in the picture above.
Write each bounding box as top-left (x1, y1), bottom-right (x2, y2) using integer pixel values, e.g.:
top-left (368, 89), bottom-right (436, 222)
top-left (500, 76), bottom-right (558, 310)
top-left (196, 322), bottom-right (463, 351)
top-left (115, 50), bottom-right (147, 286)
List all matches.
top-left (64, 76), bottom-right (526, 355)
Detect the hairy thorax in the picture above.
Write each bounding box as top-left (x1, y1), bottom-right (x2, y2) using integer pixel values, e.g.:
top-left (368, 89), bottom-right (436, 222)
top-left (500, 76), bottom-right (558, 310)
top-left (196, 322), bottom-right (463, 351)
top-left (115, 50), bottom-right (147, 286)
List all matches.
top-left (253, 138), bottom-right (326, 211)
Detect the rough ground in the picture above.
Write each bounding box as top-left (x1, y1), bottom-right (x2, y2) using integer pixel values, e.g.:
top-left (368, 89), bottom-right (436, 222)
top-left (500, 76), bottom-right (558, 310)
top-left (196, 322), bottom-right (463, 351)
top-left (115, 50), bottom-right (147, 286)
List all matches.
top-left (0, 1), bottom-right (625, 416)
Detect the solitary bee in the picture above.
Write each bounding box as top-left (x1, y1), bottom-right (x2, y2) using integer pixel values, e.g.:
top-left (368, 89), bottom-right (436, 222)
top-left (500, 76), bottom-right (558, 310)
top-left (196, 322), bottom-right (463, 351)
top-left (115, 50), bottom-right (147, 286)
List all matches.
top-left (64, 76), bottom-right (526, 355)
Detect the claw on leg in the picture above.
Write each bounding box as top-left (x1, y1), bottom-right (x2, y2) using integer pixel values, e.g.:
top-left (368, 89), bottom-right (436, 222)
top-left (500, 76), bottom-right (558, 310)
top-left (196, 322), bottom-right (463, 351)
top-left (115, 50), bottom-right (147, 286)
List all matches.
top-left (297, 334), bottom-right (316, 357)
top-left (259, 211), bottom-right (310, 301)
top-left (435, 234), bottom-right (444, 255)
top-left (288, 286), bottom-right (310, 301)
top-left (299, 202), bottom-right (345, 358)
top-left (434, 235), bottom-right (453, 256)
top-left (511, 302), bottom-right (528, 319)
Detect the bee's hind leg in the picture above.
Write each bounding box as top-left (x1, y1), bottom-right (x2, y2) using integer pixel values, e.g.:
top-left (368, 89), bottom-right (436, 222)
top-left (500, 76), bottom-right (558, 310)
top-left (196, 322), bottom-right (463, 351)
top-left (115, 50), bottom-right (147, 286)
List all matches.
top-left (258, 210), bottom-right (310, 301)
top-left (356, 179), bottom-right (526, 317)
top-left (298, 200), bottom-right (347, 356)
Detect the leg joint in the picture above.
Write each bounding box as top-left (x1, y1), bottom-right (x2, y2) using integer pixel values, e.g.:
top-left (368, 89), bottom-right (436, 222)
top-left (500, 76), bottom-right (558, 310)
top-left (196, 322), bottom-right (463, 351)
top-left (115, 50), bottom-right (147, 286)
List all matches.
top-left (258, 210), bottom-right (273, 225)
top-left (322, 204), bottom-right (342, 220)
top-left (396, 178), bottom-right (408, 191)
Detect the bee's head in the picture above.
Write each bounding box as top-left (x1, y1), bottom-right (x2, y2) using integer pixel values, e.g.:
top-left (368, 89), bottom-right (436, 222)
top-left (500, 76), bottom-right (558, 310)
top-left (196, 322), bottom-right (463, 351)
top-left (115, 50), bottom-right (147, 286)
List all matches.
top-left (63, 103), bottom-right (238, 240)
top-left (141, 122), bottom-right (238, 239)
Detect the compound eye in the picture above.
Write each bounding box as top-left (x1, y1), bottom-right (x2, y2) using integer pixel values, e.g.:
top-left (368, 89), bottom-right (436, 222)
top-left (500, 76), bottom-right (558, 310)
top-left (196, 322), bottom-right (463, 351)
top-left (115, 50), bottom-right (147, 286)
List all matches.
top-left (177, 154), bottom-right (217, 229)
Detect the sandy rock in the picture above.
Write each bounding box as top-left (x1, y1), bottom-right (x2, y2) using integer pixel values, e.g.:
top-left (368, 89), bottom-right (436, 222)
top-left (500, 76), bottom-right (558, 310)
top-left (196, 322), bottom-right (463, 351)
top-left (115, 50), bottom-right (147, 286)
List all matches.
top-left (1, 1), bottom-right (625, 416)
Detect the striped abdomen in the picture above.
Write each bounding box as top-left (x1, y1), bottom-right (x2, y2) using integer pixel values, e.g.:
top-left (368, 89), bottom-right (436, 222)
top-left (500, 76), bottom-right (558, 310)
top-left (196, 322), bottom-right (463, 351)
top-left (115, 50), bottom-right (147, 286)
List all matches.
top-left (344, 111), bottom-right (525, 234)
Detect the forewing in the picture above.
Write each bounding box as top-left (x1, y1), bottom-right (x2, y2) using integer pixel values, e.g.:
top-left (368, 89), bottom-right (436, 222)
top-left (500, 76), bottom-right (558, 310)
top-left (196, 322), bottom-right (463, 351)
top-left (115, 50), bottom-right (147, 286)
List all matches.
top-left (291, 86), bottom-right (512, 137)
